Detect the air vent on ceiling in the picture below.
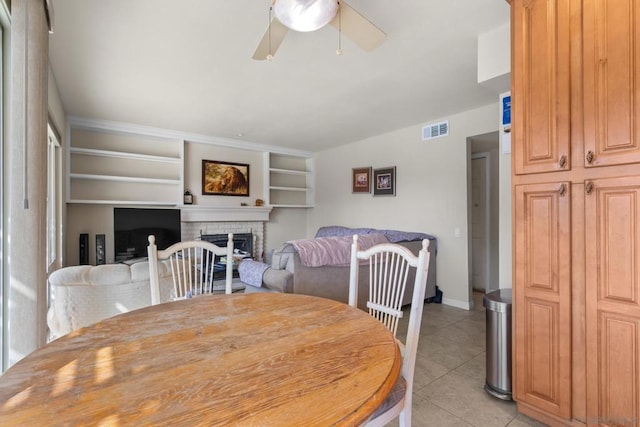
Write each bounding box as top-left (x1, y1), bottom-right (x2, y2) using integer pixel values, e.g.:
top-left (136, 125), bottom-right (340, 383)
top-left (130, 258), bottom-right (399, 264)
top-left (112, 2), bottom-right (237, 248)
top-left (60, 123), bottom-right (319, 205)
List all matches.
top-left (422, 120), bottom-right (449, 141)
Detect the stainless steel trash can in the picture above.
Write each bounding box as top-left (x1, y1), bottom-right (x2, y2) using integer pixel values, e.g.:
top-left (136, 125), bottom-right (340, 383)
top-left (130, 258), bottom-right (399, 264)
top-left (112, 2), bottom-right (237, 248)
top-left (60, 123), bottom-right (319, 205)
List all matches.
top-left (483, 289), bottom-right (512, 400)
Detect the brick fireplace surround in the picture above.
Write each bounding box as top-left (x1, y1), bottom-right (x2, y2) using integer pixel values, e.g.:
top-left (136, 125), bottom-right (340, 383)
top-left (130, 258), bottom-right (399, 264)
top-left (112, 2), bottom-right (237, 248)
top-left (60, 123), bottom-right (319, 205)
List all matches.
top-left (179, 206), bottom-right (272, 262)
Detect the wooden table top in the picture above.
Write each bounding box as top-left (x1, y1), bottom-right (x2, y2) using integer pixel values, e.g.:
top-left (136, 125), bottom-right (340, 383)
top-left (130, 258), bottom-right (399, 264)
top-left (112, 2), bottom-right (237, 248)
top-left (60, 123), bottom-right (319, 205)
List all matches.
top-left (0, 293), bottom-right (401, 426)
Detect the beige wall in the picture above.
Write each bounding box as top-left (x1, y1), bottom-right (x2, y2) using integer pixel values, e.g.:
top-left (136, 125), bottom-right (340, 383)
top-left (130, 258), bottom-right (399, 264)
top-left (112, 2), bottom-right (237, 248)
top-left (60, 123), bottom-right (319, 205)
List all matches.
top-left (265, 208), bottom-right (308, 251)
top-left (489, 148), bottom-right (500, 291)
top-left (498, 92), bottom-right (512, 289)
top-left (183, 141), bottom-right (264, 207)
top-left (48, 67), bottom-right (66, 138)
top-left (6, 0), bottom-right (49, 367)
top-left (477, 22), bottom-right (511, 93)
top-left (309, 103), bottom-right (500, 308)
top-left (48, 66), bottom-right (67, 269)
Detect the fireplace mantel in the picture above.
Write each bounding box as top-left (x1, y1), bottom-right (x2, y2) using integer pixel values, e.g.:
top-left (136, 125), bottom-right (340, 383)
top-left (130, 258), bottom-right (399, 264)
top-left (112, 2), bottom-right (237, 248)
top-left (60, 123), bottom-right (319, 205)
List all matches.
top-left (180, 206), bottom-right (272, 222)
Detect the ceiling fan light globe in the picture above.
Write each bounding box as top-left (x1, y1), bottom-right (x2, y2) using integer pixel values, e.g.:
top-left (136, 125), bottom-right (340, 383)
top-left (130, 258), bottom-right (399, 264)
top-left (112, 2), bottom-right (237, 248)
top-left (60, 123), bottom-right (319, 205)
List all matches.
top-left (274, 0), bottom-right (338, 32)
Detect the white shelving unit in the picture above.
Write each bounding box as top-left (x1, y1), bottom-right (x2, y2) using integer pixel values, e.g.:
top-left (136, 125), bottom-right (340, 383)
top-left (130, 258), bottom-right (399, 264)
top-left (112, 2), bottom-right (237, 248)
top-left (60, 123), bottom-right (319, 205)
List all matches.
top-left (263, 153), bottom-right (314, 208)
top-left (66, 123), bottom-right (184, 205)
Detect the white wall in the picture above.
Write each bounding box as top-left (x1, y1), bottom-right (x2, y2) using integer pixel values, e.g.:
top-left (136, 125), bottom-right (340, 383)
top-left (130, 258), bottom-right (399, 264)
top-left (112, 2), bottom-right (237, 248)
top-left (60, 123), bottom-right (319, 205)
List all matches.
top-left (309, 103), bottom-right (500, 309)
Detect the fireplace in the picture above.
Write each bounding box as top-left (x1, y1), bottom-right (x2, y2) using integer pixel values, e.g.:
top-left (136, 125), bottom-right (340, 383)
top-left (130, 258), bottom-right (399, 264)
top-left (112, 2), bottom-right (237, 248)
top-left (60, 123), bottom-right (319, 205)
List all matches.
top-left (200, 232), bottom-right (254, 258)
top-left (180, 206), bottom-right (272, 262)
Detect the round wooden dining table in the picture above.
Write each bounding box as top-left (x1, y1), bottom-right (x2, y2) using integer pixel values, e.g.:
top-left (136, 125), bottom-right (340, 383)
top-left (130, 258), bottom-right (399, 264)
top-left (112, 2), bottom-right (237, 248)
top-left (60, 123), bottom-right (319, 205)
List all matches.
top-left (0, 293), bottom-right (401, 426)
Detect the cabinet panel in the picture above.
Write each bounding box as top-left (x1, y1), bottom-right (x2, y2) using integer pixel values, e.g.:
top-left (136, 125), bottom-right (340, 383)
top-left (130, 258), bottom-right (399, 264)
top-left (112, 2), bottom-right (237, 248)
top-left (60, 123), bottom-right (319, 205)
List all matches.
top-left (512, 0), bottom-right (571, 175)
top-left (598, 313), bottom-right (639, 426)
top-left (586, 176), bottom-right (640, 424)
top-left (514, 182), bottom-right (571, 418)
top-left (583, 0), bottom-right (640, 167)
top-left (523, 298), bottom-right (560, 404)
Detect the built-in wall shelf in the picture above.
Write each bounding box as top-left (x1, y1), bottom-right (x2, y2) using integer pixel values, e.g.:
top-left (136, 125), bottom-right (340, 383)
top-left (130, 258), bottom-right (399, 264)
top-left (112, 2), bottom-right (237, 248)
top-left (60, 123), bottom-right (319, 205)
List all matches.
top-left (69, 174), bottom-right (182, 185)
top-left (66, 117), bottom-right (315, 209)
top-left (270, 204), bottom-right (313, 208)
top-left (263, 153), bottom-right (314, 208)
top-left (268, 186), bottom-right (310, 192)
top-left (67, 199), bottom-right (179, 206)
top-left (69, 147), bottom-right (181, 163)
top-left (268, 167), bottom-right (311, 176)
top-left (66, 123), bottom-right (184, 205)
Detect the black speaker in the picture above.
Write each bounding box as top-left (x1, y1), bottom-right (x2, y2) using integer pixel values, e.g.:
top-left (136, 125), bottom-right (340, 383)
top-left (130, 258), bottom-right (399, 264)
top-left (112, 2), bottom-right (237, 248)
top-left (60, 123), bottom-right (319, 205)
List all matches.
top-left (79, 233), bottom-right (89, 265)
top-left (96, 234), bottom-right (106, 265)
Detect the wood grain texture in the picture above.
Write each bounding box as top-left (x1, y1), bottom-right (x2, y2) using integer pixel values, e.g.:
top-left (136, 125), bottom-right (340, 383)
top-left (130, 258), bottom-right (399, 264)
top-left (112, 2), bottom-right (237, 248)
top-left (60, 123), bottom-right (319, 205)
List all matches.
top-left (512, 0), bottom-right (640, 423)
top-left (585, 176), bottom-right (640, 425)
top-left (583, 0), bottom-right (640, 168)
top-left (0, 293), bottom-right (401, 426)
top-left (512, 0), bottom-right (571, 175)
top-left (514, 182), bottom-right (571, 418)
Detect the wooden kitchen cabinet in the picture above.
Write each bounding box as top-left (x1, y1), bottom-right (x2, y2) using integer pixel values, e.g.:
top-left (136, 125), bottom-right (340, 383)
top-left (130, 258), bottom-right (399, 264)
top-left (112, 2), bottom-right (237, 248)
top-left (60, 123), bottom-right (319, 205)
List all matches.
top-left (511, 0), bottom-right (640, 425)
top-left (582, 0), bottom-right (640, 168)
top-left (512, 0), bottom-right (571, 175)
top-left (513, 182), bottom-right (572, 419)
top-left (584, 176), bottom-right (640, 425)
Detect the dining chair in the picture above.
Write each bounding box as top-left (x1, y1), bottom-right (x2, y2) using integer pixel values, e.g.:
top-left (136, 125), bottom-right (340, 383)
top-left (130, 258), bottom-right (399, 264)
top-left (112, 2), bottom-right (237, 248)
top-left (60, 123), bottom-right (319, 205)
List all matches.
top-left (147, 234), bottom-right (234, 305)
top-left (349, 234), bottom-right (431, 427)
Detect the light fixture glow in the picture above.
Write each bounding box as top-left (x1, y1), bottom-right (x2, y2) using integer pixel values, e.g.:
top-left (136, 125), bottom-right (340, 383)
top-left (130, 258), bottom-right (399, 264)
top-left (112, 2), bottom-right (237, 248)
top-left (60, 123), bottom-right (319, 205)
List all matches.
top-left (273, 0), bottom-right (338, 32)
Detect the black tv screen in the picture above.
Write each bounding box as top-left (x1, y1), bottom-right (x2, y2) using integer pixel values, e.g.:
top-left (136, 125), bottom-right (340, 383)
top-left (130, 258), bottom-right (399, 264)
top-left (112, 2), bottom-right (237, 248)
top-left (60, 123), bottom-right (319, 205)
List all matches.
top-left (114, 208), bottom-right (181, 261)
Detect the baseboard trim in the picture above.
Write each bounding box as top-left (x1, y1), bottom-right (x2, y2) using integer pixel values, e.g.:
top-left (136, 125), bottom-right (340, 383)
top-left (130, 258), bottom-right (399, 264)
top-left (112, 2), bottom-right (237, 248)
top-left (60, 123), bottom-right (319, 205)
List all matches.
top-left (441, 297), bottom-right (472, 310)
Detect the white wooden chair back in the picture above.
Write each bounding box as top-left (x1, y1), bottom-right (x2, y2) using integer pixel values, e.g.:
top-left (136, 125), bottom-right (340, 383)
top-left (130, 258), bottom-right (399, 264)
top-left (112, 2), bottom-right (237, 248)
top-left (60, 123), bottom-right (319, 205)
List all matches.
top-left (147, 234), bottom-right (234, 305)
top-left (349, 235), bottom-right (430, 427)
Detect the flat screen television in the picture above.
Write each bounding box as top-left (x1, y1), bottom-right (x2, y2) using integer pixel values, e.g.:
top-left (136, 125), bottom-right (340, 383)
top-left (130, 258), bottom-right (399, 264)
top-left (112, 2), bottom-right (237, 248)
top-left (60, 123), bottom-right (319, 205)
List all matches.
top-left (114, 207), bottom-right (181, 262)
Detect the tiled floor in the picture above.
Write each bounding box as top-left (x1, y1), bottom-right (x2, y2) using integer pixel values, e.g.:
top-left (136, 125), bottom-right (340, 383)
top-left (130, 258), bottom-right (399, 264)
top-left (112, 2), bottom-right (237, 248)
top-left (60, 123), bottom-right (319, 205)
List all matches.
top-left (391, 291), bottom-right (547, 427)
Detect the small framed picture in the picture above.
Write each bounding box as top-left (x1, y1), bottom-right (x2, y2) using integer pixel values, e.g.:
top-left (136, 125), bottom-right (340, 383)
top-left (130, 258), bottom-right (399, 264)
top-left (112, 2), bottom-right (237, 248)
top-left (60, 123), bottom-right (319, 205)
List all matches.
top-left (373, 166), bottom-right (396, 196)
top-left (352, 167), bottom-right (372, 193)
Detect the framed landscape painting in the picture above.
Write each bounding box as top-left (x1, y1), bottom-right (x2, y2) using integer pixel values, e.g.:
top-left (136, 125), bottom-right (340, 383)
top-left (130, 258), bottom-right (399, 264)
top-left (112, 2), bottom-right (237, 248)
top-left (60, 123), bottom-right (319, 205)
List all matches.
top-left (202, 160), bottom-right (250, 196)
top-left (373, 166), bottom-right (396, 196)
top-left (352, 167), bottom-right (372, 193)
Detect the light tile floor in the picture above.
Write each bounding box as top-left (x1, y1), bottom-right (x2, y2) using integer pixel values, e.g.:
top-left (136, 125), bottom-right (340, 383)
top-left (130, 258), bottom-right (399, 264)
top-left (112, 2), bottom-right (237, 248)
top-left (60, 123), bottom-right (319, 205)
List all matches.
top-left (390, 291), bottom-right (547, 427)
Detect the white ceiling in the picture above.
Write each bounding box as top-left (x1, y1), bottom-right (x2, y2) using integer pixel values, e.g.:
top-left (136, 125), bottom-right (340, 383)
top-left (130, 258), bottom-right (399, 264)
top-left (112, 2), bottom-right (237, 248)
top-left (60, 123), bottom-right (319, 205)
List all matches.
top-left (48, 0), bottom-right (510, 153)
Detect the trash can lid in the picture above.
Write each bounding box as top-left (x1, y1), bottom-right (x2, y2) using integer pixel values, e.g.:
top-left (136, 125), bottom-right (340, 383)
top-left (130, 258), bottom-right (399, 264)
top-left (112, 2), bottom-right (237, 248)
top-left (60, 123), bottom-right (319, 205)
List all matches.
top-left (483, 289), bottom-right (512, 312)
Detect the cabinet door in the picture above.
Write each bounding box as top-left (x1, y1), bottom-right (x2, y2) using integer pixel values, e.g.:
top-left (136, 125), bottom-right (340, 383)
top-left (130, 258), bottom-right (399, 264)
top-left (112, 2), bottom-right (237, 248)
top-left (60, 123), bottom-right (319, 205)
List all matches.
top-left (512, 0), bottom-right (571, 175)
top-left (583, 0), bottom-right (640, 168)
top-left (585, 176), bottom-right (640, 425)
top-left (514, 182), bottom-right (572, 418)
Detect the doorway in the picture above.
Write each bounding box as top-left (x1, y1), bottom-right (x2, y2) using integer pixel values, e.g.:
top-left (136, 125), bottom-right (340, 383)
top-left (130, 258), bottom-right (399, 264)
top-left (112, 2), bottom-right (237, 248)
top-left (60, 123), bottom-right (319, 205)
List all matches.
top-left (471, 154), bottom-right (489, 292)
top-left (468, 132), bottom-right (500, 302)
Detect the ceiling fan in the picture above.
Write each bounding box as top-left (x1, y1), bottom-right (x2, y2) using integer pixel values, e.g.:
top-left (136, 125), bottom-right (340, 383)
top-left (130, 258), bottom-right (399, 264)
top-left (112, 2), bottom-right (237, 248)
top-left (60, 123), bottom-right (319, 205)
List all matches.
top-left (252, 0), bottom-right (386, 60)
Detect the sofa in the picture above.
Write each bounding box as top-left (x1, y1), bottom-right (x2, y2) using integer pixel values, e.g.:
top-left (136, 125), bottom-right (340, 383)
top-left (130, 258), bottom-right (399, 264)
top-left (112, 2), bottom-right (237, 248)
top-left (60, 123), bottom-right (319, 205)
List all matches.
top-left (47, 261), bottom-right (174, 339)
top-left (244, 226), bottom-right (437, 309)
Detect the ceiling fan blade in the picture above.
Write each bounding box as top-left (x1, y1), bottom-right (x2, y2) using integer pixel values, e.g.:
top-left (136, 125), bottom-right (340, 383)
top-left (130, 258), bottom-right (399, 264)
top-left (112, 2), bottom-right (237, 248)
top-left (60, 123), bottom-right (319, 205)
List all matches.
top-left (330, 1), bottom-right (385, 52)
top-left (252, 18), bottom-right (289, 60)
